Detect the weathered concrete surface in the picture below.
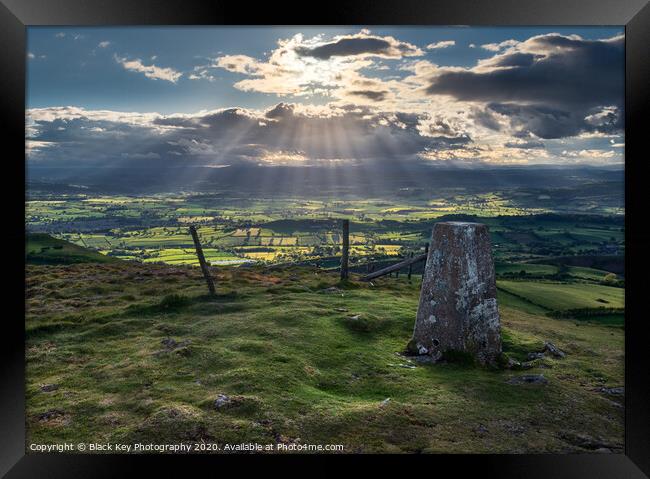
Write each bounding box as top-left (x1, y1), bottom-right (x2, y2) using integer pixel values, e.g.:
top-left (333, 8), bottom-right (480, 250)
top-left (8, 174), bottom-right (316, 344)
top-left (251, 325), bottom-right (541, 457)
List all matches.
top-left (408, 222), bottom-right (502, 365)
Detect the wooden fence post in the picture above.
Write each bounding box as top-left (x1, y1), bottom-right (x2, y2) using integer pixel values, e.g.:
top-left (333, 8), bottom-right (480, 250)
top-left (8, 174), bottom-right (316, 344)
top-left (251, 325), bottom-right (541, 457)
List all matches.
top-left (340, 219), bottom-right (349, 280)
top-left (189, 225), bottom-right (216, 295)
top-left (407, 252), bottom-right (414, 281)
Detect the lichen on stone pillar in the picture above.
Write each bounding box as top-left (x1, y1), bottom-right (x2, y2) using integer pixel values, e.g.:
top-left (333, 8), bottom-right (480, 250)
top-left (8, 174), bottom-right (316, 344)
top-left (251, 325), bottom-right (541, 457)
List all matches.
top-left (408, 221), bottom-right (502, 365)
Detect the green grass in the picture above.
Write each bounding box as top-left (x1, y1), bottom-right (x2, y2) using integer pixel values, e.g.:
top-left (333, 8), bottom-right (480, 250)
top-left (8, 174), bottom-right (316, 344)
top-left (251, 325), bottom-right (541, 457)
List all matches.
top-left (25, 262), bottom-right (624, 453)
top-left (497, 280), bottom-right (624, 311)
top-left (27, 234), bottom-right (117, 265)
top-left (566, 266), bottom-right (617, 282)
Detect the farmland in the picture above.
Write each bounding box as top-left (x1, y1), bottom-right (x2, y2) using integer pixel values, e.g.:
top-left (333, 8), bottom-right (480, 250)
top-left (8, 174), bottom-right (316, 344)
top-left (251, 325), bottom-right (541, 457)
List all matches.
top-left (26, 186), bottom-right (624, 270)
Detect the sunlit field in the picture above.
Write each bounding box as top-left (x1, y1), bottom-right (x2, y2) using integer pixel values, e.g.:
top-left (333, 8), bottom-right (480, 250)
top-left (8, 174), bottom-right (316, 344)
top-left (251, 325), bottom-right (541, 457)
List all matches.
top-left (27, 191), bottom-right (624, 268)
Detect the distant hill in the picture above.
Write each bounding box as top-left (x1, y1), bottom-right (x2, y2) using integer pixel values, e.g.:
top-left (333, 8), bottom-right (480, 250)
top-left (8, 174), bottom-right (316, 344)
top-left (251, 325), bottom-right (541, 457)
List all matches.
top-left (26, 233), bottom-right (118, 265)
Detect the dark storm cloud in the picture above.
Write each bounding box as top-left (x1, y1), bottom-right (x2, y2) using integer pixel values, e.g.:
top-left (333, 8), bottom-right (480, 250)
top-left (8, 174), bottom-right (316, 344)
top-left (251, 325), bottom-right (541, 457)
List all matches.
top-left (425, 34), bottom-right (624, 139)
top-left (27, 103), bottom-right (470, 166)
top-left (470, 107), bottom-right (502, 131)
top-left (427, 34), bottom-right (623, 106)
top-left (487, 102), bottom-right (622, 139)
top-left (294, 34), bottom-right (422, 60)
top-left (504, 140), bottom-right (545, 149)
top-left (296, 37), bottom-right (394, 59)
top-left (347, 90), bottom-right (388, 101)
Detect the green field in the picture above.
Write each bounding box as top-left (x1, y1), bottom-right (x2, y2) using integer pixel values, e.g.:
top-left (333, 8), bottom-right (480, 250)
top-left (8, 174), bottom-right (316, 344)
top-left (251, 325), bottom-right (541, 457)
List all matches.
top-left (26, 192), bottom-right (624, 269)
top-left (497, 281), bottom-right (624, 311)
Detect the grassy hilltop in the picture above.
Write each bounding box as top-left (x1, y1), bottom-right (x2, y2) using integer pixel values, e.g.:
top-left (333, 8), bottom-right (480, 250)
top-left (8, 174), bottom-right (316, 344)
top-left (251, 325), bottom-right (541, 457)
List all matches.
top-left (27, 233), bottom-right (118, 265)
top-left (26, 239), bottom-right (624, 453)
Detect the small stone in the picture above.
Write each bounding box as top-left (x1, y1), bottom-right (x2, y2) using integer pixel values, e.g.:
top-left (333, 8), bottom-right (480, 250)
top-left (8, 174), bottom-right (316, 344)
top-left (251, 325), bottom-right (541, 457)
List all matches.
top-left (321, 287), bottom-right (343, 294)
top-left (379, 398), bottom-right (391, 407)
top-left (507, 374), bottom-right (548, 385)
top-left (161, 338), bottom-right (178, 349)
top-left (40, 384), bottom-right (59, 392)
top-left (159, 338), bottom-right (191, 355)
top-left (174, 346), bottom-right (191, 357)
top-left (335, 308), bottom-right (349, 312)
top-left (543, 342), bottom-right (566, 359)
top-left (38, 409), bottom-right (65, 421)
top-left (214, 394), bottom-right (232, 410)
top-left (599, 386), bottom-right (624, 396)
top-left (349, 315), bottom-right (361, 321)
top-left (506, 357), bottom-right (521, 369)
top-left (527, 352), bottom-right (545, 361)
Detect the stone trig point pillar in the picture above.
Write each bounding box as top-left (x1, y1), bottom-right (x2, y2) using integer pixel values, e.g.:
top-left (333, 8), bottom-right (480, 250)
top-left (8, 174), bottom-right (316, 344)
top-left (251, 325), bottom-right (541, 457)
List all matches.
top-left (408, 222), bottom-right (502, 365)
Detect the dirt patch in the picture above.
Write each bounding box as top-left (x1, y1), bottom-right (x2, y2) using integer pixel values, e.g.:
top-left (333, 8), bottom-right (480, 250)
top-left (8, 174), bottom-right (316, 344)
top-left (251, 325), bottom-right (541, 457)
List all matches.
top-left (36, 409), bottom-right (71, 427)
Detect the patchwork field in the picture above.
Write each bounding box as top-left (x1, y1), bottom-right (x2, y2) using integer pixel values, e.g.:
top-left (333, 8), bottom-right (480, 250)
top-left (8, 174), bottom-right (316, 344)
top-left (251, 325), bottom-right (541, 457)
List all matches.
top-left (26, 191), bottom-right (624, 270)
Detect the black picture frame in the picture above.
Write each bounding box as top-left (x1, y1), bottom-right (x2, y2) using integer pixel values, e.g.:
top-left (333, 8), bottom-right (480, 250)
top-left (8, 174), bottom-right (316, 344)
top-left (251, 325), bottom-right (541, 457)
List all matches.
top-left (2, 0), bottom-right (648, 476)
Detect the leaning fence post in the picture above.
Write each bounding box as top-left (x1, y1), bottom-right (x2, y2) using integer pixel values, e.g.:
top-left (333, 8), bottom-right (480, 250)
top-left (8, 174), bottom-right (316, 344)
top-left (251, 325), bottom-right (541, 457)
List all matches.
top-left (340, 219), bottom-right (349, 280)
top-left (189, 225), bottom-right (216, 295)
top-left (408, 252), bottom-right (414, 281)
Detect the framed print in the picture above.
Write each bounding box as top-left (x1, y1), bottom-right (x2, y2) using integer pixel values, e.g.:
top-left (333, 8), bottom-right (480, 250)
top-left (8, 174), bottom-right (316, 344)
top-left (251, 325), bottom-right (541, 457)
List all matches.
top-left (1, 0), bottom-right (649, 476)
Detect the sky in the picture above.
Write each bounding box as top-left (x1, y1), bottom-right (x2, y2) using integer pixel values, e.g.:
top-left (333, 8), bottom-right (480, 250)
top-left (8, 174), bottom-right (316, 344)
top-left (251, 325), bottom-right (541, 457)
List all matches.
top-left (26, 26), bottom-right (625, 169)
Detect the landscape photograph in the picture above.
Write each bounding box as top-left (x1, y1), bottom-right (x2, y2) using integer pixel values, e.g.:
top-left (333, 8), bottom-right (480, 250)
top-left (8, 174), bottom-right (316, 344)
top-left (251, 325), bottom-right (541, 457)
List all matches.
top-left (25, 26), bottom-right (625, 454)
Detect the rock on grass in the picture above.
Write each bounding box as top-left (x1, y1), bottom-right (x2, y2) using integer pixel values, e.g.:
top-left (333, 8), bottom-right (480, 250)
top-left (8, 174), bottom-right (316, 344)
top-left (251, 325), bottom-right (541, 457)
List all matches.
top-left (214, 394), bottom-right (233, 410)
top-left (507, 374), bottom-right (548, 385)
top-left (543, 342), bottom-right (566, 359)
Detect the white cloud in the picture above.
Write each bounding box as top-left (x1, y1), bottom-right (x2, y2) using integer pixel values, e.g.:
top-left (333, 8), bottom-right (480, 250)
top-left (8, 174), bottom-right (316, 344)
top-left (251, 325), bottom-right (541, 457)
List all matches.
top-left (114, 55), bottom-right (182, 83)
top-left (426, 40), bottom-right (455, 50)
top-left (202, 31), bottom-right (423, 97)
top-left (560, 148), bottom-right (620, 164)
top-left (480, 39), bottom-right (519, 52)
top-left (98, 41), bottom-right (111, 48)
